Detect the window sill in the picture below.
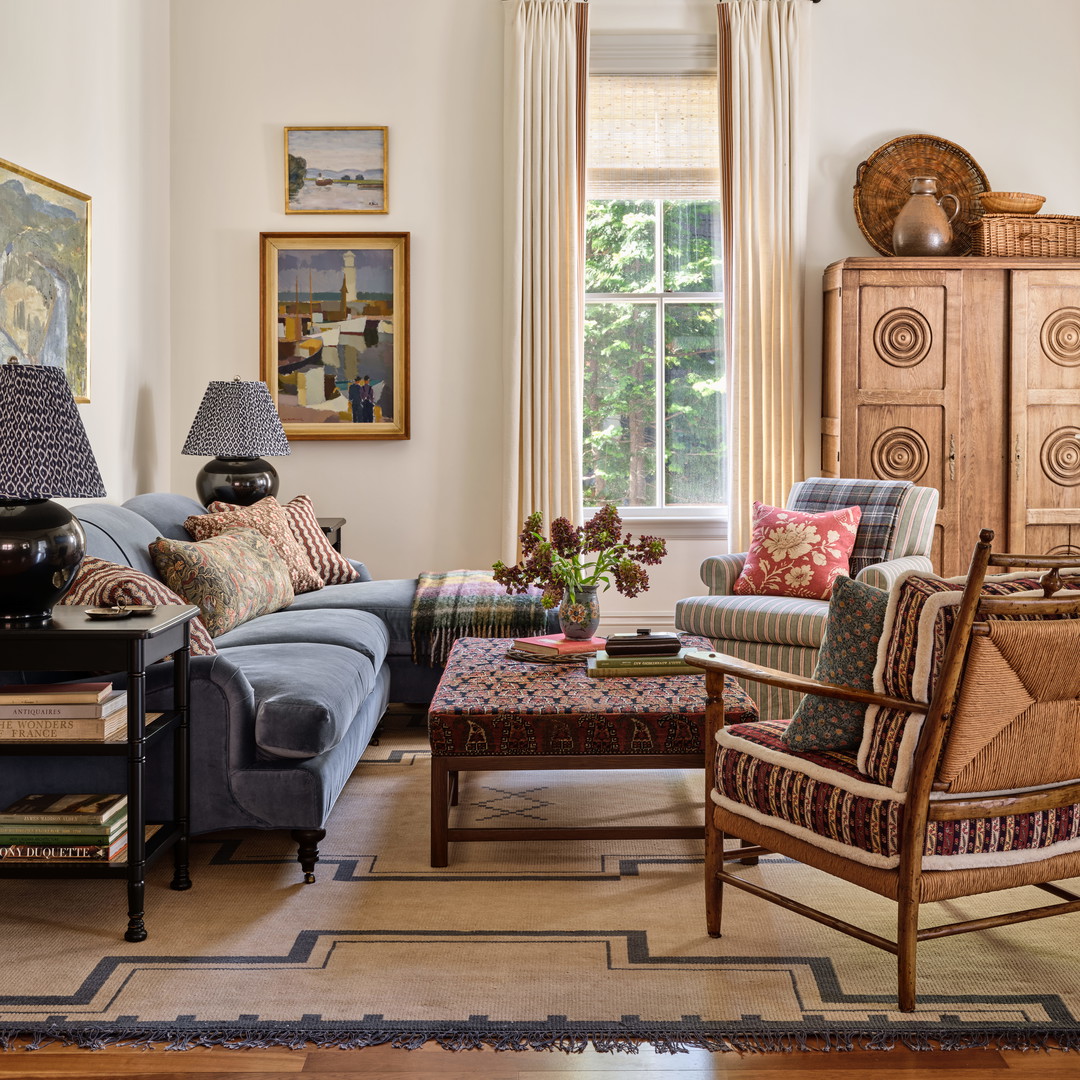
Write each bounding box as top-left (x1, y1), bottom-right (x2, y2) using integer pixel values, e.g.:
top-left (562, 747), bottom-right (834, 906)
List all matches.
top-left (613, 513), bottom-right (727, 543)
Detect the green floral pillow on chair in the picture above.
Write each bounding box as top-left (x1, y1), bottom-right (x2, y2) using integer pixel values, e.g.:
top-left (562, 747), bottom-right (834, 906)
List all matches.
top-left (781, 575), bottom-right (889, 751)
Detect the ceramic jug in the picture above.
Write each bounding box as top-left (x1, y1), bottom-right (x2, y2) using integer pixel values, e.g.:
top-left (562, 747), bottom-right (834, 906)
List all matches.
top-left (891, 176), bottom-right (960, 256)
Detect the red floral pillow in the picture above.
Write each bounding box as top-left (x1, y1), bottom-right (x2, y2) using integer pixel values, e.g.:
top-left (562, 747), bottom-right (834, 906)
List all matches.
top-left (733, 501), bottom-right (862, 600)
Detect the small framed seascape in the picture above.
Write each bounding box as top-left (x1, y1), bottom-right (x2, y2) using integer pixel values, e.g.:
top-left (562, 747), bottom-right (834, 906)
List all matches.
top-left (0, 157), bottom-right (91, 400)
top-left (285, 127), bottom-right (388, 214)
top-left (259, 232), bottom-right (410, 441)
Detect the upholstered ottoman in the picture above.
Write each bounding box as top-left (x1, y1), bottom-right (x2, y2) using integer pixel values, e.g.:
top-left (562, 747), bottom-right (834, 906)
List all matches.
top-left (427, 636), bottom-right (758, 865)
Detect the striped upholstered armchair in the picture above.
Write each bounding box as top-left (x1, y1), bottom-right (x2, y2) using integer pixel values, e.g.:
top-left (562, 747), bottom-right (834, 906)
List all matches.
top-left (675, 478), bottom-right (939, 720)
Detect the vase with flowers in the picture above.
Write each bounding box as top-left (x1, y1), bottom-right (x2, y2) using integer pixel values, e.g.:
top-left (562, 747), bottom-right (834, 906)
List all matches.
top-left (492, 504), bottom-right (667, 640)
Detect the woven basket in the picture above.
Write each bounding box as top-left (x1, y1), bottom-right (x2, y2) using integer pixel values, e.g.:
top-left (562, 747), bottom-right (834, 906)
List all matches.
top-left (971, 214), bottom-right (1080, 257)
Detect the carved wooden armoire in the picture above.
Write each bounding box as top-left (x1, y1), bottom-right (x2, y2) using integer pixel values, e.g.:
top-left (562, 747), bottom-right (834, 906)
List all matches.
top-left (822, 257), bottom-right (1080, 576)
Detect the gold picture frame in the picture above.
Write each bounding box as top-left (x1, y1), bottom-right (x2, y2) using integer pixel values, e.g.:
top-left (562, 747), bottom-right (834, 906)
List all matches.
top-left (0, 157), bottom-right (91, 400)
top-left (260, 232), bottom-right (409, 440)
top-left (284, 127), bottom-right (388, 214)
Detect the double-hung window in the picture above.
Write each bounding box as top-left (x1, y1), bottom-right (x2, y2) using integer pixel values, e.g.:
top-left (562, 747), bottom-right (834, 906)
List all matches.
top-left (584, 61), bottom-right (723, 518)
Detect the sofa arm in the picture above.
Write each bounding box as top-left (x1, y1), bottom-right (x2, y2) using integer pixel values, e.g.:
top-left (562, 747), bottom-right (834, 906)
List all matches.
top-left (701, 553), bottom-right (747, 595)
top-left (347, 559), bottom-right (373, 582)
top-left (856, 555), bottom-right (933, 592)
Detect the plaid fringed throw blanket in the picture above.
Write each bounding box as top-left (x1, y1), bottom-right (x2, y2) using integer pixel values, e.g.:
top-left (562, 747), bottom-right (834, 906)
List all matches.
top-left (410, 570), bottom-right (548, 667)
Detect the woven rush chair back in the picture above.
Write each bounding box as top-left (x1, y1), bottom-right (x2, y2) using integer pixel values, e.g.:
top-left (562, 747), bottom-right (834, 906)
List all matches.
top-left (903, 536), bottom-right (1080, 818)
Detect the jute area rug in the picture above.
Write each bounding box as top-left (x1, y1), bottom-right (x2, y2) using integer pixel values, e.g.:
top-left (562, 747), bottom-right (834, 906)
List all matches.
top-left (1, 713), bottom-right (1078, 1053)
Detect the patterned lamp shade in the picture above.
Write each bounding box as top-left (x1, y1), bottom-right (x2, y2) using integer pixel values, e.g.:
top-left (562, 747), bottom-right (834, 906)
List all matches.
top-left (181, 379), bottom-right (290, 458)
top-left (0, 361), bottom-right (106, 499)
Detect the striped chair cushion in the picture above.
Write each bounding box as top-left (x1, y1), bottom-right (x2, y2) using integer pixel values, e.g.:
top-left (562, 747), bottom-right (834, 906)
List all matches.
top-left (715, 720), bottom-right (1080, 870)
top-left (61, 556), bottom-right (217, 655)
top-left (674, 593), bottom-right (827, 647)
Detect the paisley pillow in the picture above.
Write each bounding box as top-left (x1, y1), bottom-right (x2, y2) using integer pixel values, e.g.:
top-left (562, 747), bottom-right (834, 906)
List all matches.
top-left (207, 494), bottom-right (361, 586)
top-left (733, 501), bottom-right (862, 601)
top-left (61, 556), bottom-right (217, 656)
top-left (184, 496), bottom-right (323, 595)
top-left (149, 528), bottom-right (294, 638)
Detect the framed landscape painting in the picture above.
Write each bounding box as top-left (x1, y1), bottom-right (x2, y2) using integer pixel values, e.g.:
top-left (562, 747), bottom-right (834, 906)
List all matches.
top-left (260, 232), bottom-right (410, 440)
top-left (285, 127), bottom-right (388, 214)
top-left (0, 157), bottom-right (91, 400)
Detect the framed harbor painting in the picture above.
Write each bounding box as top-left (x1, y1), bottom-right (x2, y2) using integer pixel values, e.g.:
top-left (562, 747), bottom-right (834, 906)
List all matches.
top-left (285, 127), bottom-right (388, 214)
top-left (260, 232), bottom-right (410, 440)
top-left (0, 157), bottom-right (91, 400)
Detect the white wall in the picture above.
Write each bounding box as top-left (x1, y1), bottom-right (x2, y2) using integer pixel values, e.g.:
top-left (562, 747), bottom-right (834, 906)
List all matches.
top-left (169, 0), bottom-right (506, 581)
top-left (0, 0), bottom-right (171, 501)
top-left (12, 0), bottom-right (1079, 623)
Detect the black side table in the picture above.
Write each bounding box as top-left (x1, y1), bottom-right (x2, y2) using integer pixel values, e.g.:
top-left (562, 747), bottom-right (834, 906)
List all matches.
top-left (317, 516), bottom-right (346, 553)
top-left (0, 604), bottom-right (197, 941)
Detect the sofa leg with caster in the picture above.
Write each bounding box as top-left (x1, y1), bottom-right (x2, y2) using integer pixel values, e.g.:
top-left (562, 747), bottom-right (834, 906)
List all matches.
top-left (290, 828), bottom-right (326, 883)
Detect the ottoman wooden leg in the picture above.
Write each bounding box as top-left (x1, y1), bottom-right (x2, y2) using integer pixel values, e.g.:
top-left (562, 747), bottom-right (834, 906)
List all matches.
top-left (430, 757), bottom-right (450, 868)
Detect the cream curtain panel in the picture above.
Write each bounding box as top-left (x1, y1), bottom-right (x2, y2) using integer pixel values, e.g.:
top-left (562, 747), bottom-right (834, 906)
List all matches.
top-left (503, 0), bottom-right (588, 558)
top-left (718, 0), bottom-right (810, 550)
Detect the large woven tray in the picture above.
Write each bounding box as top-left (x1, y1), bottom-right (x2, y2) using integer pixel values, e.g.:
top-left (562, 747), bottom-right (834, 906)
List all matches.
top-left (853, 133), bottom-right (989, 256)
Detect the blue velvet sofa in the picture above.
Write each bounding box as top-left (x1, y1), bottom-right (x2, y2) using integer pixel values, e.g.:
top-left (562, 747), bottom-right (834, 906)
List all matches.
top-left (0, 492), bottom-right (445, 882)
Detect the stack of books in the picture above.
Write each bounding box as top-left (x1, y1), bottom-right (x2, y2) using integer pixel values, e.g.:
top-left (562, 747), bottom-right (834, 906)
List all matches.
top-left (0, 682), bottom-right (132, 742)
top-left (506, 634), bottom-right (607, 663)
top-left (0, 793), bottom-right (129, 862)
top-left (586, 630), bottom-right (698, 678)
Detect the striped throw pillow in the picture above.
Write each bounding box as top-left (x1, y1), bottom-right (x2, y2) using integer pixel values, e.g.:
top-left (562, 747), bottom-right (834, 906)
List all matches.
top-left (61, 556), bottom-right (217, 655)
top-left (208, 494), bottom-right (361, 586)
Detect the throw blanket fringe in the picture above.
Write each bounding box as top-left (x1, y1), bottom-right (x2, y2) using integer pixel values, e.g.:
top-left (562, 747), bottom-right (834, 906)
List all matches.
top-left (411, 570), bottom-right (548, 667)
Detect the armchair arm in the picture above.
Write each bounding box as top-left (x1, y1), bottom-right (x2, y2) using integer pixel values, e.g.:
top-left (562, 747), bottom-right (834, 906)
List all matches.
top-left (701, 553), bottom-right (747, 595)
top-left (685, 648), bottom-right (924, 715)
top-left (856, 554), bottom-right (933, 592)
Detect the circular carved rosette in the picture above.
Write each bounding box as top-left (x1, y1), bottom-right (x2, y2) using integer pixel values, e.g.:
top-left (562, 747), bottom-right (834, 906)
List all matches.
top-left (1041, 308), bottom-right (1080, 367)
top-left (870, 427), bottom-right (930, 482)
top-left (873, 308), bottom-right (933, 367)
top-left (1045, 543), bottom-right (1080, 558)
top-left (1040, 427), bottom-right (1080, 487)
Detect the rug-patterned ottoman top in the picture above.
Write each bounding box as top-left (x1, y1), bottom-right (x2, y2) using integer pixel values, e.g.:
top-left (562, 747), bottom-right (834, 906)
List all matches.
top-left (428, 637), bottom-right (757, 757)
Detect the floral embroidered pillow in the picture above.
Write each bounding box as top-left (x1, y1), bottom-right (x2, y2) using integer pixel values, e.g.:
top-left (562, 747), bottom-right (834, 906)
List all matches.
top-left (733, 501), bottom-right (862, 600)
top-left (184, 496), bottom-right (323, 595)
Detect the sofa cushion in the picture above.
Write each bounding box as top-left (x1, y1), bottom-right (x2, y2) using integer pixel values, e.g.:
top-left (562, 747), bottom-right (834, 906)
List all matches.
top-left (69, 502), bottom-right (165, 580)
top-left (218, 642), bottom-right (376, 759)
top-left (210, 494), bottom-right (362, 587)
top-left (122, 492), bottom-right (208, 541)
top-left (184, 496), bottom-right (324, 595)
top-left (60, 556), bottom-right (217, 656)
top-left (782, 575), bottom-right (888, 751)
top-left (673, 592), bottom-right (827, 648)
top-left (213, 608), bottom-right (389, 670)
top-left (282, 577), bottom-right (418, 658)
top-left (734, 501), bottom-right (861, 601)
top-left (149, 528), bottom-right (295, 638)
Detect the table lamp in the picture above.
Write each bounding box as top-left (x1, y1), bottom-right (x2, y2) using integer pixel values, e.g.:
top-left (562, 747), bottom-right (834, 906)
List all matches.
top-left (0, 359), bottom-right (106, 625)
top-left (181, 379), bottom-right (290, 506)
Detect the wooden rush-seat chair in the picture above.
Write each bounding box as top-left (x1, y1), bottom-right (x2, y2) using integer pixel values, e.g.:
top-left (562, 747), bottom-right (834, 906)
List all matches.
top-left (686, 530), bottom-right (1080, 1012)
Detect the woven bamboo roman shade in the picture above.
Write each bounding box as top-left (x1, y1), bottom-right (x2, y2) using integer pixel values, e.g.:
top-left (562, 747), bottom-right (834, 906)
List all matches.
top-left (587, 73), bottom-right (720, 200)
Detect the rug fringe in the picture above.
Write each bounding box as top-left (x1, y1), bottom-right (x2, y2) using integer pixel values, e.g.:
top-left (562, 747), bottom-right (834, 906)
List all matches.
top-left (2, 1027), bottom-right (1080, 1054)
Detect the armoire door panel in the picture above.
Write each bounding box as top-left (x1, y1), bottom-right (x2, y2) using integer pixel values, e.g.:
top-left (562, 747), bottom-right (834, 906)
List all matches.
top-left (856, 284), bottom-right (948, 392)
top-left (1010, 271), bottom-right (1080, 551)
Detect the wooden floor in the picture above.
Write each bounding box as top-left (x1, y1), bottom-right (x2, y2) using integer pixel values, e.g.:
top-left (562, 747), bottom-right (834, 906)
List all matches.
top-left (1, 1043), bottom-right (1079, 1078)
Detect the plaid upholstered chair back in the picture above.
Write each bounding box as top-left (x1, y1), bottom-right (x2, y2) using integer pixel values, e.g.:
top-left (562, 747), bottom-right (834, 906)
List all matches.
top-left (786, 478), bottom-right (938, 579)
top-left (935, 613), bottom-right (1080, 794)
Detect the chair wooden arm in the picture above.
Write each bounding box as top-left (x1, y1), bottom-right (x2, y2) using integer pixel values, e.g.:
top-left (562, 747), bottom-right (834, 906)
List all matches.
top-left (684, 648), bottom-right (924, 715)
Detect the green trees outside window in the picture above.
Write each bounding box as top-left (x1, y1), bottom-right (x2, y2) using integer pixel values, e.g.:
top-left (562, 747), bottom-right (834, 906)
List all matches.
top-left (583, 199), bottom-right (725, 511)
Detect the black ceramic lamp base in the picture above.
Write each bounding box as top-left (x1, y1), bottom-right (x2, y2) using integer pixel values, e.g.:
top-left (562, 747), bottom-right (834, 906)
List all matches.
top-left (0, 499), bottom-right (87, 625)
top-left (195, 456), bottom-right (280, 507)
